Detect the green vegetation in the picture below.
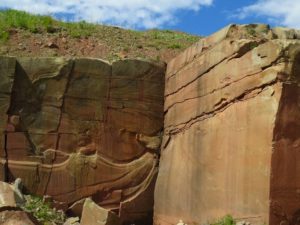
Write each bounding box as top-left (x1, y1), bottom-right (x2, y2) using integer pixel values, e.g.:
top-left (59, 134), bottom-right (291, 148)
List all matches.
top-left (0, 9), bottom-right (97, 40)
top-left (211, 215), bottom-right (236, 225)
top-left (145, 29), bottom-right (198, 50)
top-left (63, 21), bottom-right (97, 38)
top-left (21, 195), bottom-right (66, 225)
top-left (0, 9), bottom-right (201, 59)
top-left (245, 26), bottom-right (256, 36)
top-left (168, 43), bottom-right (182, 49)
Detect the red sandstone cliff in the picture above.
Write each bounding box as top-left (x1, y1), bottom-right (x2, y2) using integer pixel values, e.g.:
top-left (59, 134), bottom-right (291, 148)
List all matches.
top-left (154, 24), bottom-right (300, 225)
top-left (3, 24), bottom-right (300, 225)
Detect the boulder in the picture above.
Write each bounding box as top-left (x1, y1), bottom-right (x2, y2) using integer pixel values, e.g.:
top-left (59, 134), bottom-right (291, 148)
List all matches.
top-left (0, 210), bottom-right (38, 225)
top-left (154, 24), bottom-right (300, 225)
top-left (81, 198), bottom-right (120, 225)
top-left (0, 179), bottom-right (25, 208)
top-left (0, 181), bottom-right (17, 208)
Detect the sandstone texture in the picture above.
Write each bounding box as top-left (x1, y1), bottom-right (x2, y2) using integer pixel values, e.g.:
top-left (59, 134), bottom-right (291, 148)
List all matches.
top-left (0, 210), bottom-right (38, 225)
top-left (0, 181), bottom-right (18, 208)
top-left (81, 198), bottom-right (121, 225)
top-left (154, 24), bottom-right (300, 225)
top-left (0, 181), bottom-right (38, 225)
top-left (0, 57), bottom-right (165, 223)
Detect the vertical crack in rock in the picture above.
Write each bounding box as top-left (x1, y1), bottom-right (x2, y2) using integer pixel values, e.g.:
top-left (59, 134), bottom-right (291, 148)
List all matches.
top-left (0, 56), bottom-right (16, 182)
top-left (3, 127), bottom-right (8, 182)
top-left (43, 59), bottom-right (75, 195)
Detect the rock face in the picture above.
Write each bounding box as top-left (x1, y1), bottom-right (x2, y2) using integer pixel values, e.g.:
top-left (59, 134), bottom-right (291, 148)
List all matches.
top-left (4, 24), bottom-right (300, 225)
top-left (0, 57), bottom-right (165, 223)
top-left (154, 24), bottom-right (300, 225)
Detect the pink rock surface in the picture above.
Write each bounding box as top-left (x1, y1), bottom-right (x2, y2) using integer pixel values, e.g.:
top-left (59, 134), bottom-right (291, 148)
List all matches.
top-left (154, 24), bottom-right (300, 225)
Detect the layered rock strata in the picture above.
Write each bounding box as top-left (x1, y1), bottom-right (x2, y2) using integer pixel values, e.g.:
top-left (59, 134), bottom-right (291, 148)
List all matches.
top-left (154, 24), bottom-right (300, 225)
top-left (0, 57), bottom-right (165, 223)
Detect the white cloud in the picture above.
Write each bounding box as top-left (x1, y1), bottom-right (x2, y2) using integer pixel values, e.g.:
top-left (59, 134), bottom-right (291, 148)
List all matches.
top-left (238, 0), bottom-right (300, 29)
top-left (0, 0), bottom-right (213, 29)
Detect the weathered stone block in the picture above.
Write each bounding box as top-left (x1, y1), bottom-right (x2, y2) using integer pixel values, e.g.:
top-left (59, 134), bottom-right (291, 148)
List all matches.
top-left (155, 25), bottom-right (300, 225)
top-left (81, 198), bottom-right (121, 225)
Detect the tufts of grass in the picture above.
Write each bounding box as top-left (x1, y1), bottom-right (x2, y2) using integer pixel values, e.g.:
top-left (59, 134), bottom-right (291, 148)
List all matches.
top-left (0, 9), bottom-right (97, 39)
top-left (245, 26), bottom-right (257, 37)
top-left (147, 29), bottom-right (199, 42)
top-left (61, 21), bottom-right (97, 38)
top-left (21, 195), bottom-right (66, 225)
top-left (211, 215), bottom-right (236, 225)
top-left (143, 29), bottom-right (199, 51)
top-left (0, 9), bottom-right (201, 61)
top-left (168, 43), bottom-right (182, 49)
top-left (0, 12), bottom-right (9, 42)
top-left (0, 30), bottom-right (9, 42)
top-left (0, 9), bottom-right (56, 33)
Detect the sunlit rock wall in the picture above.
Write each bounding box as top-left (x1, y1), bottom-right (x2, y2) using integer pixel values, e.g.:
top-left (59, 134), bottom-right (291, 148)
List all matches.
top-left (154, 24), bottom-right (300, 225)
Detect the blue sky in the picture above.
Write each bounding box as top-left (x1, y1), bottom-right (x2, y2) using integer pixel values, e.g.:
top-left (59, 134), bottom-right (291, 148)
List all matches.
top-left (0, 0), bottom-right (299, 36)
top-left (166, 0), bottom-right (269, 35)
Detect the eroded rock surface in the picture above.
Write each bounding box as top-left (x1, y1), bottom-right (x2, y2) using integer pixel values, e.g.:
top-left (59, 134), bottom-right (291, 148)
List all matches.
top-left (0, 57), bottom-right (165, 223)
top-left (0, 210), bottom-right (38, 225)
top-left (0, 181), bottom-right (17, 208)
top-left (154, 24), bottom-right (300, 225)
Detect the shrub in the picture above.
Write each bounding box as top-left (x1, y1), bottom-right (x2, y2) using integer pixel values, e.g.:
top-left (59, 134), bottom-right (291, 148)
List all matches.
top-left (21, 195), bottom-right (66, 225)
top-left (211, 215), bottom-right (236, 225)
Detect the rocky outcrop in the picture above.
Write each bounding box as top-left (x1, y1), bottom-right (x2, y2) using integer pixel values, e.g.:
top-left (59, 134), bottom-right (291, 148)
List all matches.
top-left (154, 24), bottom-right (300, 225)
top-left (4, 23), bottom-right (300, 225)
top-left (0, 57), bottom-right (165, 223)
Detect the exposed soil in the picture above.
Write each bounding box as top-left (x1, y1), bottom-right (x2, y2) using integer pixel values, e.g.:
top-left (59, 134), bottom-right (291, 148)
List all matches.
top-left (0, 27), bottom-right (200, 63)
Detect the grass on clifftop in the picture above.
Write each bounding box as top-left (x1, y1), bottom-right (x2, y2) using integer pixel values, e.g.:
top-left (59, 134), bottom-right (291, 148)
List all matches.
top-left (0, 9), bottom-right (201, 62)
top-left (0, 9), bottom-right (97, 40)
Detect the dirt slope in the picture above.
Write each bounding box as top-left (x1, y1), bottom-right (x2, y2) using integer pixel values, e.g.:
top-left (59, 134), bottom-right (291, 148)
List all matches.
top-left (0, 10), bottom-right (201, 62)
